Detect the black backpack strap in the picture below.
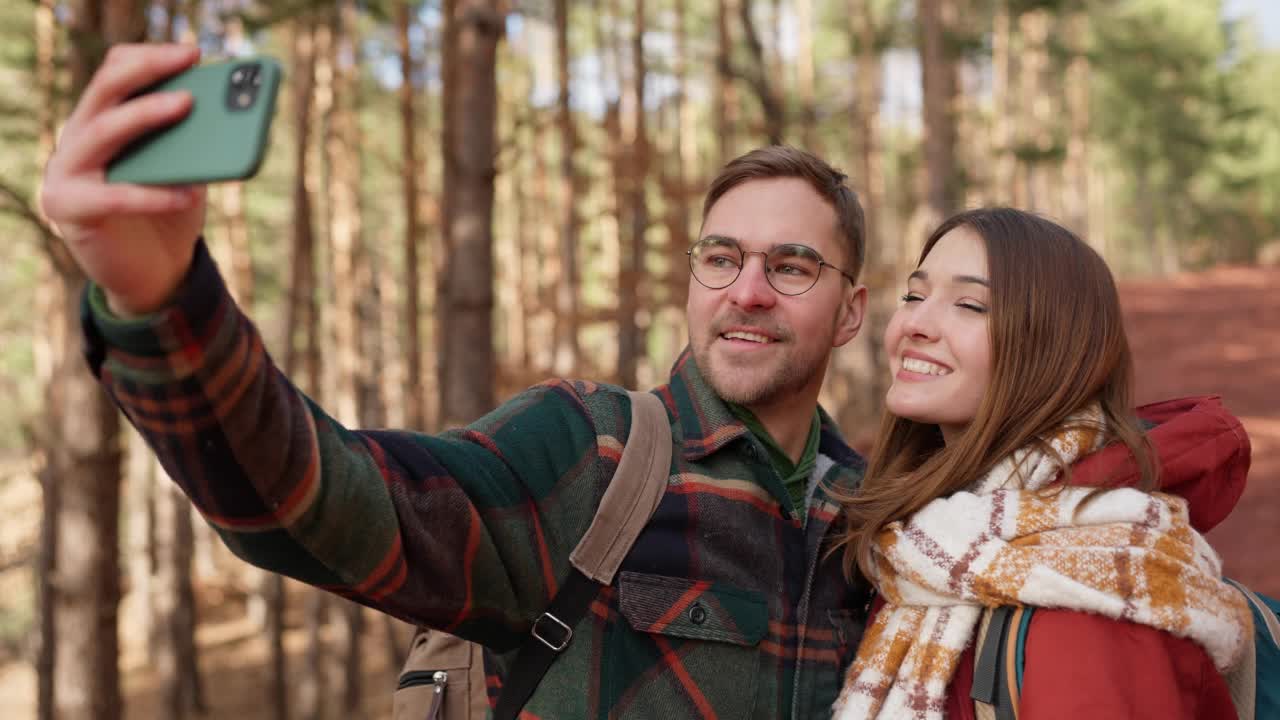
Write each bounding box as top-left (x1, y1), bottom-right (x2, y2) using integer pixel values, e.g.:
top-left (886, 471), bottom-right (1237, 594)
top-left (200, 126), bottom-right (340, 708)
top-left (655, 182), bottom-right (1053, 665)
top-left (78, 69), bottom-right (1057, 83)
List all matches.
top-left (493, 391), bottom-right (672, 720)
top-left (491, 568), bottom-right (599, 720)
top-left (972, 605), bottom-right (1020, 720)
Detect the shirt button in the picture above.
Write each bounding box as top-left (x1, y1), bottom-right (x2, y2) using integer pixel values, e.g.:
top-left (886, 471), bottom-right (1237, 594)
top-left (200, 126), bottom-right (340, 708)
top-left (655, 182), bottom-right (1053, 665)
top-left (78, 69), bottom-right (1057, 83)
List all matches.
top-left (688, 603), bottom-right (708, 625)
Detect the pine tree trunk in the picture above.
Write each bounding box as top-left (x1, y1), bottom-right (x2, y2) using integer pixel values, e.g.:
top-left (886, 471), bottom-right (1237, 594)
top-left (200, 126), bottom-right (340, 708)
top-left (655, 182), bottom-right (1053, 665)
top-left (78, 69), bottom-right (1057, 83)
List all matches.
top-left (553, 0), bottom-right (582, 376)
top-left (738, 0), bottom-right (784, 145)
top-left (1063, 9), bottom-right (1091, 238)
top-left (616, 0), bottom-right (650, 389)
top-left (438, 0), bottom-right (503, 426)
top-left (715, 0), bottom-right (739, 165)
top-left (1019, 9), bottom-right (1055, 215)
top-left (795, 0), bottom-right (817, 150)
top-left (848, 0), bottom-right (890, 425)
top-left (918, 0), bottom-right (960, 221)
top-left (991, 0), bottom-right (1016, 203)
top-left (45, 4), bottom-right (145, 718)
top-left (155, 480), bottom-right (203, 719)
top-left (398, 0), bottom-right (427, 430)
top-left (34, 12), bottom-right (59, 718)
top-left (669, 0), bottom-right (694, 315)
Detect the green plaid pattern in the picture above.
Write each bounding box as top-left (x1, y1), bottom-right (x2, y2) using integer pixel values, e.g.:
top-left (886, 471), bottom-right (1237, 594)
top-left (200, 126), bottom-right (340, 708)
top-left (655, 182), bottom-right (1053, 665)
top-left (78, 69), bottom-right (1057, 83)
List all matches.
top-left (82, 240), bottom-right (872, 719)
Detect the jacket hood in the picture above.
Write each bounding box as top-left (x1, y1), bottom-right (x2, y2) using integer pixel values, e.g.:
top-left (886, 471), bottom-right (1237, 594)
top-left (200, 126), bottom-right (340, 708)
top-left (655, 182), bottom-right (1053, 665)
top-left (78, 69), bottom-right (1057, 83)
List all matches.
top-left (1071, 396), bottom-right (1250, 532)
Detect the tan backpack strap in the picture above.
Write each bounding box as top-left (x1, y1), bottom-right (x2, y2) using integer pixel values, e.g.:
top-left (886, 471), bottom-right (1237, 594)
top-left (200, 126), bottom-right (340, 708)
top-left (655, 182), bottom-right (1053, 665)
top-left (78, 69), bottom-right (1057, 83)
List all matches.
top-left (569, 390), bottom-right (672, 584)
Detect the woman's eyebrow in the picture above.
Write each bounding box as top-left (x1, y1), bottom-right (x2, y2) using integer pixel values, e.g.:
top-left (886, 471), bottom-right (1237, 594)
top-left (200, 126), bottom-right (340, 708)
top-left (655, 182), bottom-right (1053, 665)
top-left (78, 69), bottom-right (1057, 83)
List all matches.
top-left (908, 269), bottom-right (989, 287)
top-left (954, 274), bottom-right (990, 287)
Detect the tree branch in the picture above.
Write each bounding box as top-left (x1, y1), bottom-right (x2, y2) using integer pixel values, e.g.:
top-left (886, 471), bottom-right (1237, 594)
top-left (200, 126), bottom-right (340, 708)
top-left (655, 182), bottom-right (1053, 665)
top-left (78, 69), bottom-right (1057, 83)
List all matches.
top-left (0, 177), bottom-right (75, 277)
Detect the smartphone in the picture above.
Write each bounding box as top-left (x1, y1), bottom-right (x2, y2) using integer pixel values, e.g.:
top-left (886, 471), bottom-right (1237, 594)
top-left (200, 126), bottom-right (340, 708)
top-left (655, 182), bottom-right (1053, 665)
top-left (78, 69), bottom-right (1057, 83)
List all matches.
top-left (106, 56), bottom-right (282, 185)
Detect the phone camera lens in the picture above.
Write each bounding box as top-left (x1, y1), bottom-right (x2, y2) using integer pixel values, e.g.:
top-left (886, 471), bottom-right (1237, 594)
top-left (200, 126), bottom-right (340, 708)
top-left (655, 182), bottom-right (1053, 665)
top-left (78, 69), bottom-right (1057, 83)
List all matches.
top-left (232, 69), bottom-right (245, 84)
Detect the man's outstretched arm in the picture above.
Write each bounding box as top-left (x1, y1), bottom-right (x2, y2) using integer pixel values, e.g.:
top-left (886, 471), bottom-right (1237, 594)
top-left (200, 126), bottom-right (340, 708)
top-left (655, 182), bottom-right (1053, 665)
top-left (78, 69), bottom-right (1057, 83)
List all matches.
top-left (83, 240), bottom-right (625, 650)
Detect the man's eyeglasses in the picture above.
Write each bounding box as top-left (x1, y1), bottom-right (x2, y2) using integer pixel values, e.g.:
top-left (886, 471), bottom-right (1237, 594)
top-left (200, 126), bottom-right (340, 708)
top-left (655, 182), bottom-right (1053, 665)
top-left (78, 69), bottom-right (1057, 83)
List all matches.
top-left (687, 236), bottom-right (856, 296)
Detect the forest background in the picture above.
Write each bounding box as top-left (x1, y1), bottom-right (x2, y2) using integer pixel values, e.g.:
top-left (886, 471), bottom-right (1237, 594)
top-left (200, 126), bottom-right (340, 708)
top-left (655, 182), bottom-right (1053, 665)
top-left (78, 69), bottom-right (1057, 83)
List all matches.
top-left (1, 0), bottom-right (1278, 718)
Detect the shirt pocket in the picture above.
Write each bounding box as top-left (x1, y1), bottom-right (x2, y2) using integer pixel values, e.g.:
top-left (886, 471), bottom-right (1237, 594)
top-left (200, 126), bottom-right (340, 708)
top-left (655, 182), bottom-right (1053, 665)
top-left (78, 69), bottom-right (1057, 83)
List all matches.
top-left (610, 571), bottom-right (768, 719)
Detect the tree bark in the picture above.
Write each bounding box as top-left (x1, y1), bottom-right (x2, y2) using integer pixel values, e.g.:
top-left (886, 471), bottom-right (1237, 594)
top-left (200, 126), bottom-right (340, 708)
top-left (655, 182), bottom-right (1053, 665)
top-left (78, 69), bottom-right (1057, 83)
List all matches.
top-left (45, 4), bottom-right (146, 718)
top-left (918, 0), bottom-right (960, 221)
top-left (398, 0), bottom-right (427, 430)
top-left (1018, 8), bottom-right (1055, 215)
top-left (553, 0), bottom-right (582, 376)
top-left (438, 0), bottom-right (503, 426)
top-left (155, 480), bottom-right (203, 719)
top-left (737, 0), bottom-right (784, 145)
top-left (1063, 9), bottom-right (1091, 238)
top-left (616, 0), bottom-right (650, 389)
top-left (34, 3), bottom-right (59, 719)
top-left (991, 0), bottom-right (1016, 203)
top-left (796, 0), bottom-right (817, 150)
top-left (715, 0), bottom-right (740, 166)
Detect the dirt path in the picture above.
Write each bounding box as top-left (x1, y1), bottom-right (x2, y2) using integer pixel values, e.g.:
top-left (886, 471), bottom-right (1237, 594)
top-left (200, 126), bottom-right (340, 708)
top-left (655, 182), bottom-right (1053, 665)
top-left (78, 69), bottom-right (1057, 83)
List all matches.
top-left (1121, 265), bottom-right (1280, 597)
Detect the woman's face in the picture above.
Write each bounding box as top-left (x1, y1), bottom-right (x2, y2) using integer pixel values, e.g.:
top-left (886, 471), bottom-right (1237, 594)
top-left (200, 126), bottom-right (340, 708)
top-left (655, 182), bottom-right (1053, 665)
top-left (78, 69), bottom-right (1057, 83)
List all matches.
top-left (883, 226), bottom-right (992, 443)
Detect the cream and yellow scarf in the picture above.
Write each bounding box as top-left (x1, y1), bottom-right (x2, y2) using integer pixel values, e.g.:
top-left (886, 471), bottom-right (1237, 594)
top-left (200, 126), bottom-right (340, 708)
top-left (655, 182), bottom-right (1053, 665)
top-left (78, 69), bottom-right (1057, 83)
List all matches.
top-left (833, 408), bottom-right (1253, 720)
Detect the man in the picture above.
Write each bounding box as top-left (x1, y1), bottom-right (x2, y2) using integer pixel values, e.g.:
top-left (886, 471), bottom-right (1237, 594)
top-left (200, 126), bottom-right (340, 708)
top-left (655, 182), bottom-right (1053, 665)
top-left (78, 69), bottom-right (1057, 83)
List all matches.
top-left (43, 44), bottom-right (871, 719)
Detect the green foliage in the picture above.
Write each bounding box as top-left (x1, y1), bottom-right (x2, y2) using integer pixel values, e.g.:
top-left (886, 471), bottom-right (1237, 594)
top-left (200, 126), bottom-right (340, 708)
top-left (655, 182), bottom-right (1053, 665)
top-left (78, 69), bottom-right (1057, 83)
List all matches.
top-left (1090, 0), bottom-right (1276, 268)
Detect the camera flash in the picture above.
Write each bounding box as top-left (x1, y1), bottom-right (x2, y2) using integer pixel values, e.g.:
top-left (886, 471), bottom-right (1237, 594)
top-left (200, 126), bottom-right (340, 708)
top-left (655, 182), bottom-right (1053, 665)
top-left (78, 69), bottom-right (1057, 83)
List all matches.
top-left (237, 92), bottom-right (252, 107)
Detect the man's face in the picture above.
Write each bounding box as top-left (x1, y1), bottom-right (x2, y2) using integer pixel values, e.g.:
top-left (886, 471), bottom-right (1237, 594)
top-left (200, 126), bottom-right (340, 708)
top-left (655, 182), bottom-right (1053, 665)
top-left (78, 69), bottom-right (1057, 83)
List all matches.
top-left (687, 177), bottom-right (866, 409)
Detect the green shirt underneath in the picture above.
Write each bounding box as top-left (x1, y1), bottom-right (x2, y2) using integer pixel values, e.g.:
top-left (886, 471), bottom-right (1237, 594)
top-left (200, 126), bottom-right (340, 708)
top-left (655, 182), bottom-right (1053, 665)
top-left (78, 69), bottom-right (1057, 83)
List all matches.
top-left (728, 404), bottom-right (822, 517)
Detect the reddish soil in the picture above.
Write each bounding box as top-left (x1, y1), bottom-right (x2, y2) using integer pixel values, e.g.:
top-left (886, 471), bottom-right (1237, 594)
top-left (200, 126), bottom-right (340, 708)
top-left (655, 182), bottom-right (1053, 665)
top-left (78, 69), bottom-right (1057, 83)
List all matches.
top-left (1121, 265), bottom-right (1280, 597)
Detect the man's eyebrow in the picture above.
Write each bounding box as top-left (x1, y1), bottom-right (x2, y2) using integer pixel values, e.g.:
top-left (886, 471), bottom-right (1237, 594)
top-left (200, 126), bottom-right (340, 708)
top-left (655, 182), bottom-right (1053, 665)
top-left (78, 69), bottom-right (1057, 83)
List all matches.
top-left (700, 234), bottom-right (740, 246)
top-left (907, 269), bottom-right (990, 287)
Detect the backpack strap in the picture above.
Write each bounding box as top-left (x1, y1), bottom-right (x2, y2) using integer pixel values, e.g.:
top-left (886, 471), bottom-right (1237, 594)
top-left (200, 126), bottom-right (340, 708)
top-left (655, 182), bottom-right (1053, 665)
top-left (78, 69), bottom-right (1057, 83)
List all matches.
top-left (1223, 578), bottom-right (1263, 720)
top-left (493, 390), bottom-right (672, 720)
top-left (972, 606), bottom-right (1031, 720)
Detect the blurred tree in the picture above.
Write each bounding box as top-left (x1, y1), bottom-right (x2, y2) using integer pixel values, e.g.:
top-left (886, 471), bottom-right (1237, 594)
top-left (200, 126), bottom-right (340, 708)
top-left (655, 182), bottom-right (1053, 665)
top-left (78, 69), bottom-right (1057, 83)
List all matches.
top-left (42, 5), bottom-right (145, 719)
top-left (438, 0), bottom-right (503, 426)
top-left (918, 0), bottom-right (961, 221)
top-left (616, 0), bottom-right (650, 389)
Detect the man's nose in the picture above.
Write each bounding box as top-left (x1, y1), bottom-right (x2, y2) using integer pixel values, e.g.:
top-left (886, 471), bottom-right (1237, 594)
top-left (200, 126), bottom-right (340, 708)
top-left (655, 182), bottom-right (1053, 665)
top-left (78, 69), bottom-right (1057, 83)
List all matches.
top-left (726, 253), bottom-right (778, 309)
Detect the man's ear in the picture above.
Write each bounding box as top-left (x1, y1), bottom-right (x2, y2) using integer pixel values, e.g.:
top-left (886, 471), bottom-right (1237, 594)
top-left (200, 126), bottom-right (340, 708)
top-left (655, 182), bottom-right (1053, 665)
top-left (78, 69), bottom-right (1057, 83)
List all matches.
top-left (833, 283), bottom-right (867, 348)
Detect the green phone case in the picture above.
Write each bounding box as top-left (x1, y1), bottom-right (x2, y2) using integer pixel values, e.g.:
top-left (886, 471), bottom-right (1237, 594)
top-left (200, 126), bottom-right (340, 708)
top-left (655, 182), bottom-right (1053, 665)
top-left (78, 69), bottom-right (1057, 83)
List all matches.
top-left (106, 56), bottom-right (282, 185)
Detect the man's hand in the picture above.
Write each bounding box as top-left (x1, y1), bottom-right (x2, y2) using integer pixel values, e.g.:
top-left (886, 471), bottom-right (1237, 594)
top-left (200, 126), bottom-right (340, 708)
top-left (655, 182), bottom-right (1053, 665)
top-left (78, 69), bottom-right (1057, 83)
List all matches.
top-left (40, 43), bottom-right (208, 318)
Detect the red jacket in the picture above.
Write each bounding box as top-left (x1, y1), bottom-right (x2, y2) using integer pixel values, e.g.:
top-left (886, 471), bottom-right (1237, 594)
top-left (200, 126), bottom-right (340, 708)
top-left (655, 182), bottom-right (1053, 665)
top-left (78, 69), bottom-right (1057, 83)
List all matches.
top-left (868, 396), bottom-right (1251, 720)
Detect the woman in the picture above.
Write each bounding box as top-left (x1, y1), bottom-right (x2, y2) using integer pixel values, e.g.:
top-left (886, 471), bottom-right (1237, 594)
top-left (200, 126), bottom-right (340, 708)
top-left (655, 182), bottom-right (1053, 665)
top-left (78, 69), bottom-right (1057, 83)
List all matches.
top-left (832, 208), bottom-right (1252, 719)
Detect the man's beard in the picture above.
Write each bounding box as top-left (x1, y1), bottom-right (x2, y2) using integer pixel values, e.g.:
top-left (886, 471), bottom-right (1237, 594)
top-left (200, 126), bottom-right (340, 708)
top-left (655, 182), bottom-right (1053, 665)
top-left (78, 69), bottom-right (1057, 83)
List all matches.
top-left (694, 312), bottom-right (829, 407)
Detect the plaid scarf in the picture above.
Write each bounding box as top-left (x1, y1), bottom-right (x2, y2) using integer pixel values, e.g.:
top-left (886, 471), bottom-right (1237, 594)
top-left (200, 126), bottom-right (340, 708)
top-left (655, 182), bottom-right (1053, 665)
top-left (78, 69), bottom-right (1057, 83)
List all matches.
top-left (833, 407), bottom-right (1253, 720)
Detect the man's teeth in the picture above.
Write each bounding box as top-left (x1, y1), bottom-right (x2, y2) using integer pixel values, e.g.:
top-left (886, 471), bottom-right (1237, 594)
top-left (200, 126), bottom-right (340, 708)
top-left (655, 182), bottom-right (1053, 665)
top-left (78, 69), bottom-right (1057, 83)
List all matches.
top-left (902, 357), bottom-right (950, 375)
top-left (723, 331), bottom-right (774, 344)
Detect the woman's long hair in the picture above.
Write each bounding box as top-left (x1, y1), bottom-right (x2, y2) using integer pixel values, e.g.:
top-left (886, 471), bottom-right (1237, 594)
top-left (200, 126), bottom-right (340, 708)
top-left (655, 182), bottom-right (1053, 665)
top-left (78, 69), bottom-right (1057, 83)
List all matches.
top-left (837, 208), bottom-right (1158, 582)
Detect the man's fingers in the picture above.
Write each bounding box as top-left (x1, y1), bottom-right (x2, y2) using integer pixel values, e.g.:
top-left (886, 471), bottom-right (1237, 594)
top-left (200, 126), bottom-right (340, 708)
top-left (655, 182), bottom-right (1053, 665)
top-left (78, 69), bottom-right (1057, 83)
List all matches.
top-left (43, 178), bottom-right (196, 225)
top-left (59, 90), bottom-right (194, 174)
top-left (63, 43), bottom-right (199, 135)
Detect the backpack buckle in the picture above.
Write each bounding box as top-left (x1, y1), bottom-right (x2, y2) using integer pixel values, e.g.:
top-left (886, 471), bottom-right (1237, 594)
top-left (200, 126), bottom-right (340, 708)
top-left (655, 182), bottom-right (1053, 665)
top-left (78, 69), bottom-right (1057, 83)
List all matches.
top-left (531, 612), bottom-right (572, 652)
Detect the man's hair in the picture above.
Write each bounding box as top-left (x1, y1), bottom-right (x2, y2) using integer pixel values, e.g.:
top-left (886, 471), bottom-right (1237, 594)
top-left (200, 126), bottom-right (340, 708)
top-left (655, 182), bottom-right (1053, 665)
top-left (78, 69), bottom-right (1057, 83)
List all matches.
top-left (702, 145), bottom-right (866, 281)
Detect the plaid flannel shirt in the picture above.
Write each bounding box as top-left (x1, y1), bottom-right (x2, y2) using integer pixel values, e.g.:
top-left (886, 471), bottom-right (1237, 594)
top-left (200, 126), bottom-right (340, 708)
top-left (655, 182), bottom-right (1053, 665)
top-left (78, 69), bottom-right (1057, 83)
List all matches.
top-left (83, 240), bottom-right (871, 719)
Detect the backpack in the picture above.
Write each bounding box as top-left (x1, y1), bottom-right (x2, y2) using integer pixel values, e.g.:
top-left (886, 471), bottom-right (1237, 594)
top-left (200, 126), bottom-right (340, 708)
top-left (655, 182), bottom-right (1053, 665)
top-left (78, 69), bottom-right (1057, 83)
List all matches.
top-left (392, 390), bottom-right (673, 720)
top-left (971, 580), bottom-right (1280, 720)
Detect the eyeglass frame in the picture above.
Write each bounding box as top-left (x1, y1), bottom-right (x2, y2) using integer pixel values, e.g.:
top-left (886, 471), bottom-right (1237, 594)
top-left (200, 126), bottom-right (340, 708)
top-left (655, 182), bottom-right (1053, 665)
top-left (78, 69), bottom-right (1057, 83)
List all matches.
top-left (685, 236), bottom-right (858, 296)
